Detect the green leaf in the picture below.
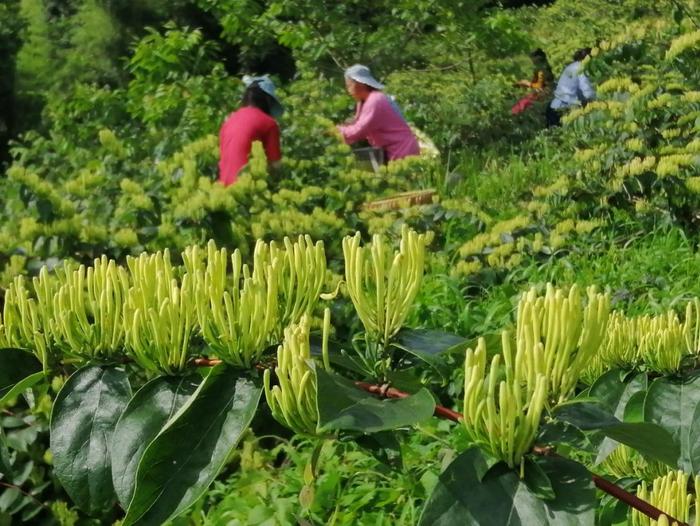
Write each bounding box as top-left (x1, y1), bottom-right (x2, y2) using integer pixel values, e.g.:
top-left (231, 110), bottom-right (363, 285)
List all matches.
top-left (0, 487), bottom-right (21, 512)
top-left (588, 372), bottom-right (647, 465)
top-left (385, 368), bottom-right (425, 393)
top-left (622, 391), bottom-right (646, 423)
top-left (111, 375), bottom-right (199, 509)
top-left (123, 365), bottom-right (262, 526)
top-left (0, 428), bottom-right (12, 481)
top-left (419, 448), bottom-right (595, 525)
top-left (686, 402), bottom-right (700, 476)
top-left (555, 402), bottom-right (679, 468)
top-left (316, 369), bottom-right (435, 433)
top-left (644, 374), bottom-right (700, 473)
top-left (522, 458), bottom-right (555, 501)
top-left (597, 487), bottom-right (634, 526)
top-left (355, 431), bottom-right (403, 468)
top-left (310, 339), bottom-right (365, 375)
top-left (50, 365), bottom-right (131, 515)
top-left (0, 349), bottom-right (43, 400)
top-left (589, 370), bottom-right (647, 417)
top-left (393, 328), bottom-right (467, 368)
top-left (537, 419), bottom-right (592, 452)
top-left (0, 372), bottom-right (44, 410)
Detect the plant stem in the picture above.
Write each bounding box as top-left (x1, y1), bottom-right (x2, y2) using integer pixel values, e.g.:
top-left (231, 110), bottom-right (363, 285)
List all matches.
top-left (0, 481), bottom-right (49, 511)
top-left (354, 381), bottom-right (689, 526)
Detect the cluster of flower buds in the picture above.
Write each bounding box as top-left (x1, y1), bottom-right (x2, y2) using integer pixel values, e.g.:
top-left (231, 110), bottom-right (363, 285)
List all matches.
top-left (0, 275), bottom-right (53, 371)
top-left (50, 257), bottom-right (129, 361)
top-left (185, 240), bottom-right (279, 369)
top-left (586, 303), bottom-right (699, 380)
top-left (632, 471), bottom-right (693, 526)
top-left (462, 284), bottom-right (610, 467)
top-left (0, 236), bottom-right (326, 375)
top-left (463, 334), bottom-right (548, 468)
top-left (255, 235), bottom-right (326, 338)
top-left (601, 444), bottom-right (668, 482)
top-left (517, 284), bottom-right (610, 403)
top-left (263, 311), bottom-right (331, 435)
top-left (342, 225), bottom-right (429, 344)
top-left (123, 249), bottom-right (196, 375)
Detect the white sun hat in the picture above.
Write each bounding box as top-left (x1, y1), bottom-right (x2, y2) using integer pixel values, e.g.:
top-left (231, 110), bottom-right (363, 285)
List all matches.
top-left (344, 64), bottom-right (384, 90)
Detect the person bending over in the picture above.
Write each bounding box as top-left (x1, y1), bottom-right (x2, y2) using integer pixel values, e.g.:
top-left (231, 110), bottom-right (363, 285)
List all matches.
top-left (219, 75), bottom-right (283, 186)
top-left (547, 48), bottom-right (596, 127)
top-left (337, 64), bottom-right (419, 162)
top-left (512, 48), bottom-right (555, 116)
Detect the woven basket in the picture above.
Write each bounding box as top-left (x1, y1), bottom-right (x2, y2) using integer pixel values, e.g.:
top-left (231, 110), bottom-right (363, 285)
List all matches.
top-left (362, 189), bottom-right (437, 212)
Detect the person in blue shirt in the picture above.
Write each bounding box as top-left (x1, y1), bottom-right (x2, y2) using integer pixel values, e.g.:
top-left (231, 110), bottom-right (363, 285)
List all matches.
top-left (546, 48), bottom-right (596, 127)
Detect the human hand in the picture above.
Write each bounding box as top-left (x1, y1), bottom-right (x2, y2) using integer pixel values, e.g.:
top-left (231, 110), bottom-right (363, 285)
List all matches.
top-left (324, 125), bottom-right (342, 139)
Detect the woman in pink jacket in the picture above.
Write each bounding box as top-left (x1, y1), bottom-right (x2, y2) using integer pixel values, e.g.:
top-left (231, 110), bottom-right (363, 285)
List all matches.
top-left (337, 64), bottom-right (420, 162)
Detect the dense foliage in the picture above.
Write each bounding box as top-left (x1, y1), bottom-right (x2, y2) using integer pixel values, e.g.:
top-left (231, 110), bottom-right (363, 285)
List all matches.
top-left (4, 1), bottom-right (700, 525)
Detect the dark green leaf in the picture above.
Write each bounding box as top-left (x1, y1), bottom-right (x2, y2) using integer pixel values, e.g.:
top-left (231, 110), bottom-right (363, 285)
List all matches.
top-left (6, 492), bottom-right (29, 515)
top-left (111, 375), bottom-right (199, 508)
top-left (0, 373), bottom-right (44, 410)
top-left (316, 369), bottom-right (435, 433)
top-left (309, 339), bottom-right (365, 375)
top-left (597, 494), bottom-right (630, 526)
top-left (385, 368), bottom-right (424, 393)
top-left (354, 431), bottom-right (403, 469)
top-left (0, 487), bottom-right (21, 512)
top-left (0, 349), bottom-right (43, 400)
top-left (473, 450), bottom-right (504, 482)
top-left (523, 458), bottom-right (555, 501)
top-left (394, 328), bottom-right (468, 368)
top-left (589, 370), bottom-right (647, 417)
top-left (589, 372), bottom-right (647, 465)
top-left (537, 419), bottom-right (593, 452)
top-left (644, 374), bottom-right (700, 473)
top-left (10, 460), bottom-right (32, 486)
top-left (419, 448), bottom-right (595, 525)
top-left (622, 391), bottom-right (646, 423)
top-left (555, 402), bottom-right (679, 467)
top-left (21, 501), bottom-right (44, 522)
top-left (123, 366), bottom-right (262, 526)
top-left (687, 400), bottom-right (700, 475)
top-left (0, 428), bottom-right (11, 481)
top-left (50, 365), bottom-right (131, 515)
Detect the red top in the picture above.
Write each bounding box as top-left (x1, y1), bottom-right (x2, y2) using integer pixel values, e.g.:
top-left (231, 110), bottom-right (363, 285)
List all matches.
top-left (218, 106), bottom-right (281, 186)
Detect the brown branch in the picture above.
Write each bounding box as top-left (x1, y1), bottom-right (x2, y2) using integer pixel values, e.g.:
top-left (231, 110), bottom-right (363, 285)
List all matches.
top-left (191, 357), bottom-right (222, 367)
top-left (355, 381), bottom-right (689, 526)
top-left (355, 381), bottom-right (463, 421)
top-left (591, 474), bottom-right (688, 525)
top-left (190, 357), bottom-right (268, 372)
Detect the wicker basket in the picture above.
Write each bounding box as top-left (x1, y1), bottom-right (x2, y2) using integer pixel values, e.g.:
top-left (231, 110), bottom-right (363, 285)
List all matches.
top-left (362, 189), bottom-right (437, 212)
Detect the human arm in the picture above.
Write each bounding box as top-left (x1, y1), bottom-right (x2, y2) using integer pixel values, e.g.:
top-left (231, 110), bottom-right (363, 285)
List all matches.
top-left (577, 73), bottom-right (596, 102)
top-left (338, 97), bottom-right (379, 145)
top-left (262, 121), bottom-right (282, 164)
top-left (531, 71), bottom-right (545, 90)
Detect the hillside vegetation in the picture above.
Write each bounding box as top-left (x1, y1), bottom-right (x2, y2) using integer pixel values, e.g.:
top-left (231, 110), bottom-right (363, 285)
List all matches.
top-left (3, 1), bottom-right (700, 525)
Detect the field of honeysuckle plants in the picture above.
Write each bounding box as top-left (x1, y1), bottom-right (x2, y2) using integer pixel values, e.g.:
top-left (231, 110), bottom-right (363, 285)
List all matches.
top-left (6, 1), bottom-right (700, 525)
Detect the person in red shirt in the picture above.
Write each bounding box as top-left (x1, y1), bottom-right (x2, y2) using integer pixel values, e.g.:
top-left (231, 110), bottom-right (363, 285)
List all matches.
top-left (219, 75), bottom-right (283, 186)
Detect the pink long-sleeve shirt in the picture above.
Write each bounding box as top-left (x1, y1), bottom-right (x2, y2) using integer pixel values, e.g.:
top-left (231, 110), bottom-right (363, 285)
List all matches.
top-left (338, 91), bottom-right (420, 161)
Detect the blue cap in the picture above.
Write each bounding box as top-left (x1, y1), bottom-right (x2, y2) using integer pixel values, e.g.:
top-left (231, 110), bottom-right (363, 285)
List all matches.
top-left (242, 74), bottom-right (284, 118)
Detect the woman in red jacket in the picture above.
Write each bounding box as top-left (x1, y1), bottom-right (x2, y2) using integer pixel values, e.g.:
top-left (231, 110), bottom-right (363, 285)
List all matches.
top-left (219, 75), bottom-right (283, 186)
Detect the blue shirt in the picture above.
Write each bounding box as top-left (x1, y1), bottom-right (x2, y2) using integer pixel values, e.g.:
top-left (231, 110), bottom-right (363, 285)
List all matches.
top-left (550, 61), bottom-right (596, 110)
